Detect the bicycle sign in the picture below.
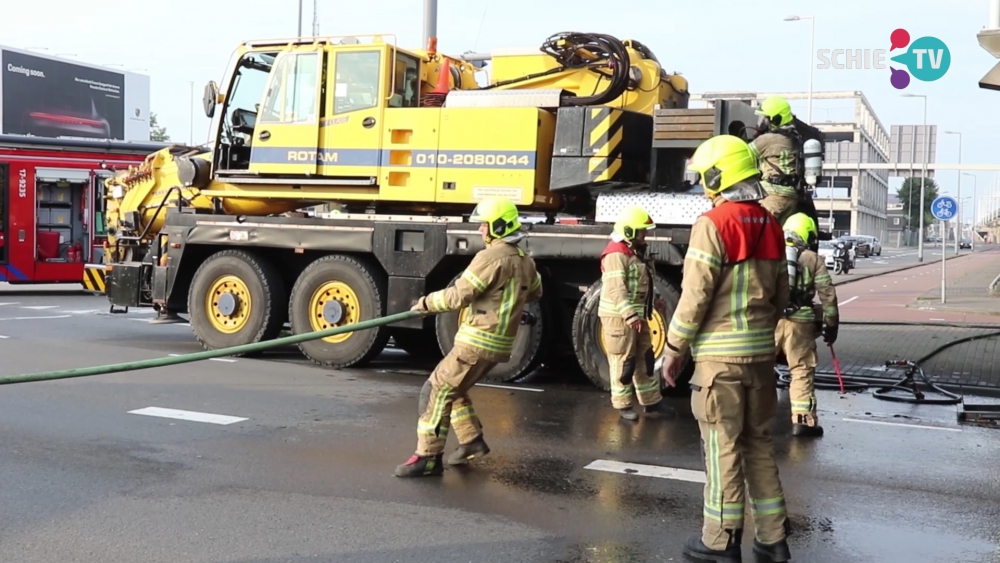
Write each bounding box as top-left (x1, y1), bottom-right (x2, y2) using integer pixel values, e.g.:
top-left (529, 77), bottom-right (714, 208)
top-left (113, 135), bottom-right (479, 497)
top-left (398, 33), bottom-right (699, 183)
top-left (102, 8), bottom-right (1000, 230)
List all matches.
top-left (931, 196), bottom-right (958, 221)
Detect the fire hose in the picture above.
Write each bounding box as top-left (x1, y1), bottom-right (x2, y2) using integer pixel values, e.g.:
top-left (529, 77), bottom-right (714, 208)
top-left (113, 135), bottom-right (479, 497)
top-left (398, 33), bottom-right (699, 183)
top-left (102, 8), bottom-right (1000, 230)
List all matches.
top-left (0, 310), bottom-right (428, 386)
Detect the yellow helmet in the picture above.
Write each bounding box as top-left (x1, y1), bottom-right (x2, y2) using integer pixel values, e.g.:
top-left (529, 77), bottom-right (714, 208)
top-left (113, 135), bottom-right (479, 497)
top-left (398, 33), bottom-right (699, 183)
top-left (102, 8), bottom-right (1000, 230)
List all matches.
top-left (613, 205), bottom-right (656, 241)
top-left (688, 135), bottom-right (761, 195)
top-left (783, 212), bottom-right (817, 246)
top-left (755, 96), bottom-right (794, 128)
top-left (470, 196), bottom-right (521, 238)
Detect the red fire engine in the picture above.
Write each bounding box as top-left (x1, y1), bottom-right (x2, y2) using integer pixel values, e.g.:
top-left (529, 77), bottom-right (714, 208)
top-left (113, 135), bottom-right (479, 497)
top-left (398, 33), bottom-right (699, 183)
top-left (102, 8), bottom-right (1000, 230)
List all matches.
top-left (0, 135), bottom-right (168, 288)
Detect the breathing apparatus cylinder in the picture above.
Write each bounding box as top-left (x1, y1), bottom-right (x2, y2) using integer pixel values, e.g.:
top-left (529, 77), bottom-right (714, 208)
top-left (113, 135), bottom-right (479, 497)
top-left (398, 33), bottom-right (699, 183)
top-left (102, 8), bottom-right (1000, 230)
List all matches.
top-left (803, 138), bottom-right (822, 187)
top-left (784, 244), bottom-right (802, 316)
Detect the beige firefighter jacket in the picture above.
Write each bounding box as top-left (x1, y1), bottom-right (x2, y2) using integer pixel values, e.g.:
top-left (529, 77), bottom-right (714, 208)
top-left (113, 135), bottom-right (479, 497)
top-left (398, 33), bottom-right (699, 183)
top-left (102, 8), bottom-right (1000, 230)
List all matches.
top-left (598, 240), bottom-right (653, 325)
top-left (413, 235), bottom-right (542, 363)
top-left (666, 198), bottom-right (789, 364)
top-left (786, 248), bottom-right (839, 327)
top-left (749, 130), bottom-right (800, 197)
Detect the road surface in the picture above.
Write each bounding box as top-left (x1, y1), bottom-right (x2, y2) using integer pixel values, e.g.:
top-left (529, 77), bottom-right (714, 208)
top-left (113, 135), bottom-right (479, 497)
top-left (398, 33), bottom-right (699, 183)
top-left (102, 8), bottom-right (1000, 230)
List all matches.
top-left (0, 283), bottom-right (997, 563)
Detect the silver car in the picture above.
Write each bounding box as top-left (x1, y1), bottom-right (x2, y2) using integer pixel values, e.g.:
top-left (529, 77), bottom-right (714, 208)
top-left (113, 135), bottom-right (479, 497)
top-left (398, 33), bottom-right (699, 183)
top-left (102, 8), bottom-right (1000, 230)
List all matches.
top-left (854, 235), bottom-right (881, 256)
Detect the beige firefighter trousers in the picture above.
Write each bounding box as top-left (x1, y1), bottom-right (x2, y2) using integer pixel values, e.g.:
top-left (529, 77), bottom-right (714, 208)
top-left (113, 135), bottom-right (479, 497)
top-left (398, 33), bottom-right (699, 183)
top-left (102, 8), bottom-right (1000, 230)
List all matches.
top-left (690, 359), bottom-right (788, 550)
top-left (775, 319), bottom-right (820, 427)
top-left (416, 345), bottom-right (497, 457)
top-left (600, 316), bottom-right (663, 409)
top-left (760, 193), bottom-right (798, 226)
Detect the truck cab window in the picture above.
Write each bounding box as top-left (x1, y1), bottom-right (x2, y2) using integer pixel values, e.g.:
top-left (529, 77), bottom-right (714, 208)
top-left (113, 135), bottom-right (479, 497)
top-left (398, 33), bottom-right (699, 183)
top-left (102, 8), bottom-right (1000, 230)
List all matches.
top-left (260, 52), bottom-right (320, 124)
top-left (389, 53), bottom-right (420, 108)
top-left (333, 51), bottom-right (381, 114)
top-left (218, 51), bottom-right (275, 170)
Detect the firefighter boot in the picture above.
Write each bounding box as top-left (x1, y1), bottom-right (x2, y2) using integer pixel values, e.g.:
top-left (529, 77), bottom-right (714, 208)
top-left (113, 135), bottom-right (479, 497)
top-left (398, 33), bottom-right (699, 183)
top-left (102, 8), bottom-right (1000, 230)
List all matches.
top-left (394, 453), bottom-right (444, 477)
top-left (644, 401), bottom-right (677, 418)
top-left (792, 415), bottom-right (824, 437)
top-left (618, 406), bottom-right (639, 421)
top-left (447, 435), bottom-right (490, 466)
top-left (752, 538), bottom-right (792, 562)
top-left (682, 529), bottom-right (742, 563)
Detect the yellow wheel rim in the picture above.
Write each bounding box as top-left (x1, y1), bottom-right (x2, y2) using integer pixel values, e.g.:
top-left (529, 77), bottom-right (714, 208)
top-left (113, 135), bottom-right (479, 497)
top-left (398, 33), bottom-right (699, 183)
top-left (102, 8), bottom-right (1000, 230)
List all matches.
top-left (308, 281), bottom-right (361, 343)
top-left (598, 309), bottom-right (667, 359)
top-left (206, 275), bottom-right (252, 334)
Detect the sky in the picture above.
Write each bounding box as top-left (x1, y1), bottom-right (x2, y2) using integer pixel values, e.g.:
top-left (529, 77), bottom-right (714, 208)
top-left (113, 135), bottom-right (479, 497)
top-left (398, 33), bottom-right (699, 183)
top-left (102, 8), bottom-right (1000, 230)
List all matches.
top-left (2, 0), bottom-right (999, 213)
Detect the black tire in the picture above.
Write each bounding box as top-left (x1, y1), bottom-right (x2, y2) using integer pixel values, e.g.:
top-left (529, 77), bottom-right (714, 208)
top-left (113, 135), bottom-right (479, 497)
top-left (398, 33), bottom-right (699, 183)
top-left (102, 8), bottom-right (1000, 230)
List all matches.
top-left (434, 273), bottom-right (552, 383)
top-left (187, 249), bottom-right (286, 354)
top-left (288, 254), bottom-right (389, 368)
top-left (571, 273), bottom-right (692, 393)
top-left (390, 325), bottom-right (444, 361)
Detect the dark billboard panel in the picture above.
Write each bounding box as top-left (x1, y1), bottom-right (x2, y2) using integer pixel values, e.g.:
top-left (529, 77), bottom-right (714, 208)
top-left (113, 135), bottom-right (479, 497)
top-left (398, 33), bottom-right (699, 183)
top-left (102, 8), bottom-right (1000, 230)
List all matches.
top-left (2, 50), bottom-right (125, 140)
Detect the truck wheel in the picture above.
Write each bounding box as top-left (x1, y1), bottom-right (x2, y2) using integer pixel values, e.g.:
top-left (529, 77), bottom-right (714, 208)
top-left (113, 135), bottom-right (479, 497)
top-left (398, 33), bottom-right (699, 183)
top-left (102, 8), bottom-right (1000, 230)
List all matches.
top-left (571, 274), bottom-right (692, 393)
top-left (433, 273), bottom-right (552, 383)
top-left (288, 255), bottom-right (389, 369)
top-left (187, 249), bottom-right (286, 354)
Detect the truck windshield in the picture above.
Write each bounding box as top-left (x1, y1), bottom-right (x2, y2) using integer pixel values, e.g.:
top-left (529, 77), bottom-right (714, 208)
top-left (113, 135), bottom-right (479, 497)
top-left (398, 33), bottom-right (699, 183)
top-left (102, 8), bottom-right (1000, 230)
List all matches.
top-left (223, 52), bottom-right (275, 138)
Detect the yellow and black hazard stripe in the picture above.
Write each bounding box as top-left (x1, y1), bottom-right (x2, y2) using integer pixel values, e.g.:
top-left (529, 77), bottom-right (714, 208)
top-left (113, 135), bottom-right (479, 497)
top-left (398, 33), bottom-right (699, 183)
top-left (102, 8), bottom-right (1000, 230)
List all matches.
top-left (584, 107), bottom-right (625, 183)
top-left (82, 264), bottom-right (107, 293)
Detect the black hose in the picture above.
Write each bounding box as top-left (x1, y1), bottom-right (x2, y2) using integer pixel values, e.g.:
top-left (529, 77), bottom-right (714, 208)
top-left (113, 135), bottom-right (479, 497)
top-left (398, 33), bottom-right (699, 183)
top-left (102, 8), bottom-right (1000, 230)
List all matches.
top-left (538, 32), bottom-right (631, 106)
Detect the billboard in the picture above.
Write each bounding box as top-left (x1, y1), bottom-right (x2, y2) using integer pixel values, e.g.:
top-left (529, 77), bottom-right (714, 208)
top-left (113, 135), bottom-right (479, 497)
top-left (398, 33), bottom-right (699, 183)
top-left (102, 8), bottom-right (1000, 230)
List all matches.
top-left (0, 48), bottom-right (150, 141)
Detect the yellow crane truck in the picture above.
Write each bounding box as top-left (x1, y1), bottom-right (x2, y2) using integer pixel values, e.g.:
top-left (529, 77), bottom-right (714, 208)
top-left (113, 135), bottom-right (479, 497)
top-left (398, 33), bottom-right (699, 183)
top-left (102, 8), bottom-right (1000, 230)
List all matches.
top-left (93, 30), bottom-right (803, 390)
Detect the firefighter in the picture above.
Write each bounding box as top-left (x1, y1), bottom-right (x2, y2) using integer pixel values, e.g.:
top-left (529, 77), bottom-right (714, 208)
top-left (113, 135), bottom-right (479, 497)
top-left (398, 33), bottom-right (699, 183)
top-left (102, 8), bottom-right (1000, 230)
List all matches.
top-left (777, 212), bottom-right (839, 437)
top-left (598, 205), bottom-right (675, 421)
top-left (395, 196), bottom-right (543, 478)
top-left (662, 134), bottom-right (792, 563)
top-left (750, 95), bottom-right (804, 226)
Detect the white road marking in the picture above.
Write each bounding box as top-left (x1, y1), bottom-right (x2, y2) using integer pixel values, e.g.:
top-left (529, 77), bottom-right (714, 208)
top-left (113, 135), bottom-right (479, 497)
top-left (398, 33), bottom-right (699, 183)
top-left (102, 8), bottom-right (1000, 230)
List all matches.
top-left (584, 459), bottom-right (707, 483)
top-left (168, 353), bottom-right (236, 363)
top-left (0, 302), bottom-right (19, 306)
top-left (0, 315), bottom-right (71, 321)
top-left (840, 296), bottom-right (859, 306)
top-left (0, 335), bottom-right (9, 339)
top-left (475, 383), bottom-right (544, 393)
top-left (929, 318), bottom-right (946, 321)
top-left (20, 305), bottom-right (60, 310)
top-left (63, 309), bottom-right (101, 314)
top-left (128, 318), bottom-right (189, 326)
top-left (128, 407), bottom-right (248, 425)
top-left (842, 417), bottom-right (961, 432)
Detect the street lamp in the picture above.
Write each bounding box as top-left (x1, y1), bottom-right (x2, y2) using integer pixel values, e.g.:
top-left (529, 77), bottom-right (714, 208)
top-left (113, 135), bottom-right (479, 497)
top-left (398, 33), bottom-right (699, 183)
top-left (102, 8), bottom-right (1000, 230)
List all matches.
top-left (903, 93), bottom-right (928, 262)
top-left (962, 172), bottom-right (978, 250)
top-left (784, 15), bottom-right (816, 123)
top-left (945, 131), bottom-right (962, 254)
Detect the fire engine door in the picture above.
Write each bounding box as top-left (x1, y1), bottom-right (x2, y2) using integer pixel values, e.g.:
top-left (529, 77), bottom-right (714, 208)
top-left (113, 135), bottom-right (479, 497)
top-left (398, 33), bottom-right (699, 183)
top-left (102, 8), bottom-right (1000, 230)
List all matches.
top-left (248, 48), bottom-right (324, 176)
top-left (0, 164), bottom-right (7, 264)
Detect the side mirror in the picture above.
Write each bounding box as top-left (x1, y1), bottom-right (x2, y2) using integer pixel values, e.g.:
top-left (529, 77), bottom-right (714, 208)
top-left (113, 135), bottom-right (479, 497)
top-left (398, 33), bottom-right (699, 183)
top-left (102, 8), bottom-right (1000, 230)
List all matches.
top-left (203, 81), bottom-right (219, 118)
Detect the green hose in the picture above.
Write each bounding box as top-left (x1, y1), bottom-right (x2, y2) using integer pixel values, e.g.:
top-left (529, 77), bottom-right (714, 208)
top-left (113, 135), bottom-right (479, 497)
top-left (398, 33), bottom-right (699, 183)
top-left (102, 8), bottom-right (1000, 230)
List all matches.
top-left (0, 311), bottom-right (427, 386)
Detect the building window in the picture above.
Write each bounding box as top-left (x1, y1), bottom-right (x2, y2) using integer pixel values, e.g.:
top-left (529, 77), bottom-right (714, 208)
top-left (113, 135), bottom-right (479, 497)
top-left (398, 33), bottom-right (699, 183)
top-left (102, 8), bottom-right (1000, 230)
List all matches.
top-left (893, 217), bottom-right (901, 225)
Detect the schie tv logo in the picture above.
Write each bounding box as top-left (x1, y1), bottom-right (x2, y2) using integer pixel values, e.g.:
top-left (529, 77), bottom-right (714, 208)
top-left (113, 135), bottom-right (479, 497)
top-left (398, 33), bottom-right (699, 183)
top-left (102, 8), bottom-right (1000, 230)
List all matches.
top-left (816, 28), bottom-right (950, 89)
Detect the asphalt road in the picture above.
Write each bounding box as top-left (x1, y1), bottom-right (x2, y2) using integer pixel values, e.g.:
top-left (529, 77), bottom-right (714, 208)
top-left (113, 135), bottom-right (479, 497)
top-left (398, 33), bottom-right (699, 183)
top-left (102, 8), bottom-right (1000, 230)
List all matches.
top-left (0, 285), bottom-right (998, 562)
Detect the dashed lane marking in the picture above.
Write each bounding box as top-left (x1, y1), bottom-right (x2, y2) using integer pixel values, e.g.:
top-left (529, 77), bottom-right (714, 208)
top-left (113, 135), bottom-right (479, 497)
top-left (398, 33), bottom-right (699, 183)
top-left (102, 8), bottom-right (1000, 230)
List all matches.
top-left (0, 302), bottom-right (20, 306)
top-left (128, 407), bottom-right (248, 425)
top-left (929, 318), bottom-right (946, 321)
top-left (841, 296), bottom-right (859, 306)
top-left (584, 459), bottom-right (707, 483)
top-left (21, 305), bottom-right (59, 310)
top-left (842, 417), bottom-right (961, 432)
top-left (475, 383), bottom-right (544, 393)
top-left (0, 335), bottom-right (9, 339)
top-left (0, 315), bottom-right (71, 321)
top-left (168, 353), bottom-right (236, 363)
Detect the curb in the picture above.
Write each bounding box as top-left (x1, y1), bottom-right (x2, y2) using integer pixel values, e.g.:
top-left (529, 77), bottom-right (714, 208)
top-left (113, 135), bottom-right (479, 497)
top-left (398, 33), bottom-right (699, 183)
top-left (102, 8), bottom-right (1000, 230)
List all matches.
top-left (833, 251), bottom-right (970, 287)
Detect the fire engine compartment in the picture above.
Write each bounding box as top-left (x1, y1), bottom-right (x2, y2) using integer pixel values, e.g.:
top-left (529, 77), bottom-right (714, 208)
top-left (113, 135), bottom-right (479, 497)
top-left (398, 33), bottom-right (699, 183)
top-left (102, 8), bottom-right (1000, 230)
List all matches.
top-left (33, 168), bottom-right (92, 263)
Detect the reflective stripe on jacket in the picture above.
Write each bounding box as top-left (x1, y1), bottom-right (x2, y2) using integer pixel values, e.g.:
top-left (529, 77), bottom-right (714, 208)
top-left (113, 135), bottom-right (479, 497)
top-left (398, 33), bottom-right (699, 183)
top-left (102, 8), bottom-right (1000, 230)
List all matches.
top-left (749, 131), bottom-right (799, 197)
top-left (787, 249), bottom-right (839, 325)
top-left (666, 199), bottom-right (789, 363)
top-left (420, 237), bottom-right (542, 362)
top-left (598, 240), bottom-right (651, 324)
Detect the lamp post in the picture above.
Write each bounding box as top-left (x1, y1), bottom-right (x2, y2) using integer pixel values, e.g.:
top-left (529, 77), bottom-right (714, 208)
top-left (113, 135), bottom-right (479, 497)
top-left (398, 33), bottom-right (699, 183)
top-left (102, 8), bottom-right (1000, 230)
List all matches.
top-left (903, 93), bottom-right (928, 261)
top-left (297, 0), bottom-right (303, 37)
top-left (784, 15), bottom-right (815, 123)
top-left (963, 172), bottom-right (978, 251)
top-left (945, 131), bottom-right (962, 254)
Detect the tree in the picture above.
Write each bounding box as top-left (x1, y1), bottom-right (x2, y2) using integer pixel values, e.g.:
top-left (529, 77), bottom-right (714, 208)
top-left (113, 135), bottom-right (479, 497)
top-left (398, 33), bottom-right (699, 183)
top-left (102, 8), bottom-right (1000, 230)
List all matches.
top-left (897, 176), bottom-right (939, 232)
top-left (150, 112), bottom-right (170, 142)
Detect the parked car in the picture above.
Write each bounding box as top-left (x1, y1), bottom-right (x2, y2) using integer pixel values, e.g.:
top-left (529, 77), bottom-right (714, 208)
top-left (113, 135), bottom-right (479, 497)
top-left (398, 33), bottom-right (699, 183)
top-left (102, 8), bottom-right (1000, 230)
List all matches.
top-left (854, 235), bottom-right (881, 256)
top-left (840, 236), bottom-right (872, 258)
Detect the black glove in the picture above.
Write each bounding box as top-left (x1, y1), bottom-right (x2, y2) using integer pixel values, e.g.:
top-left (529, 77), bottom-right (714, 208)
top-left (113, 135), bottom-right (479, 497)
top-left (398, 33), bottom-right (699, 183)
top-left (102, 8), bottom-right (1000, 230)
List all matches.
top-left (822, 324), bottom-right (838, 345)
top-left (520, 311), bottom-right (537, 326)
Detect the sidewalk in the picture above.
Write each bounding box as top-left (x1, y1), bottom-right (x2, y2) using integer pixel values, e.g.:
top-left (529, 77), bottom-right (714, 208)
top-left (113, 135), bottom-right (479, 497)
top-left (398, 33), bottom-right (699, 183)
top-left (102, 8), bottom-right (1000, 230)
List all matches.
top-left (908, 249), bottom-right (1000, 316)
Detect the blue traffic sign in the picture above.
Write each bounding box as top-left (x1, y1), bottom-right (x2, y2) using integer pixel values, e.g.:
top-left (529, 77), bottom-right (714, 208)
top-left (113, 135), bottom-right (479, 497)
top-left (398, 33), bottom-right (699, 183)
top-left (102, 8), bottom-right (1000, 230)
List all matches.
top-left (931, 196), bottom-right (958, 221)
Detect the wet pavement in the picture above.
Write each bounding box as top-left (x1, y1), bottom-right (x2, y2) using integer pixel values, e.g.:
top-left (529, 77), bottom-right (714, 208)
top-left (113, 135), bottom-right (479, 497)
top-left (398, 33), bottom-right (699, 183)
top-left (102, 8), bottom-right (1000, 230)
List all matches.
top-left (1, 288), bottom-right (1000, 561)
